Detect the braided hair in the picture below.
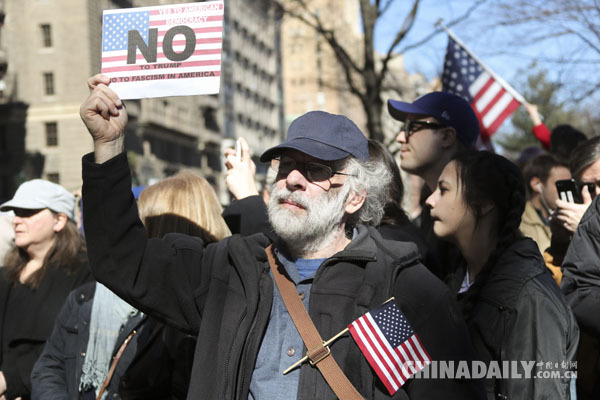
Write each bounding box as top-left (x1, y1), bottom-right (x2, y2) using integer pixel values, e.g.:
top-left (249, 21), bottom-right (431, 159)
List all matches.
top-left (452, 151), bottom-right (526, 316)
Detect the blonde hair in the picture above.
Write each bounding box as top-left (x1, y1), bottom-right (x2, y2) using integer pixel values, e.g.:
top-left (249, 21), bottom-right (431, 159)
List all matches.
top-left (137, 171), bottom-right (231, 243)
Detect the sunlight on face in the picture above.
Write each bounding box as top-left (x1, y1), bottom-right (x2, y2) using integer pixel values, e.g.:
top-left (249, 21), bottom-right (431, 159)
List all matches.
top-left (425, 161), bottom-right (476, 243)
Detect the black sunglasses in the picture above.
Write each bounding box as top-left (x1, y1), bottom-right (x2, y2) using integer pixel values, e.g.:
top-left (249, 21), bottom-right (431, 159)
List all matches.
top-left (270, 156), bottom-right (354, 182)
top-left (402, 120), bottom-right (446, 138)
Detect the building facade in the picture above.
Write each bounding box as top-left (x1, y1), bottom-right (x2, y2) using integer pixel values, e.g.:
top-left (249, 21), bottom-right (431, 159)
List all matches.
top-left (0, 0), bottom-right (284, 203)
top-left (280, 0), bottom-right (366, 131)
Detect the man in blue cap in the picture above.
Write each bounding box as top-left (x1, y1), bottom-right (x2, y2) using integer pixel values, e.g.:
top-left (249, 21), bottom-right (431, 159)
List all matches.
top-left (388, 92), bottom-right (479, 285)
top-left (78, 75), bottom-right (484, 400)
top-left (387, 92), bottom-right (479, 192)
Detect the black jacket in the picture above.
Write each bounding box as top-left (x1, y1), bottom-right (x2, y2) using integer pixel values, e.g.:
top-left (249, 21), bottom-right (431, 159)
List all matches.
top-left (30, 283), bottom-right (194, 400)
top-left (222, 195), bottom-right (272, 237)
top-left (0, 257), bottom-right (92, 400)
top-left (460, 237), bottom-right (578, 399)
top-left (82, 152), bottom-right (484, 400)
top-left (561, 195), bottom-right (600, 316)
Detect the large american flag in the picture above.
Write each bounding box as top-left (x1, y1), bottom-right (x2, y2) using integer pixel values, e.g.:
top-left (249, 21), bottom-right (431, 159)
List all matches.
top-left (348, 300), bottom-right (431, 395)
top-left (101, 2), bottom-right (223, 82)
top-left (442, 37), bottom-right (520, 141)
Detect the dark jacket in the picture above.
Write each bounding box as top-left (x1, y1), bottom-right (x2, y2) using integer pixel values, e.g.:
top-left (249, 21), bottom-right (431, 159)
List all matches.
top-left (82, 152), bottom-right (484, 400)
top-left (222, 195), bottom-right (272, 237)
top-left (561, 195), bottom-right (600, 399)
top-left (460, 237), bottom-right (579, 399)
top-left (31, 282), bottom-right (193, 400)
top-left (561, 194), bottom-right (600, 334)
top-left (377, 223), bottom-right (440, 277)
top-left (0, 256), bottom-right (92, 400)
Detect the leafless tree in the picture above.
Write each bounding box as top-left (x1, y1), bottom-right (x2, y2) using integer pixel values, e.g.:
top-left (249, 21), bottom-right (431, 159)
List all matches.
top-left (270, 0), bottom-right (486, 141)
top-left (485, 0), bottom-right (600, 102)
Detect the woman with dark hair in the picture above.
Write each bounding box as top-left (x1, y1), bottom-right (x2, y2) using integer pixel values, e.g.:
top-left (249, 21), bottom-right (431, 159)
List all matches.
top-left (425, 151), bottom-right (578, 399)
top-left (367, 140), bottom-right (440, 275)
top-left (0, 180), bottom-right (93, 400)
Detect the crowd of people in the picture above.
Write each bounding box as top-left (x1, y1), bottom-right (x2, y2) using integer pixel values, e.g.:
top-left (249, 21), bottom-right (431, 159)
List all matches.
top-left (0, 73), bottom-right (598, 400)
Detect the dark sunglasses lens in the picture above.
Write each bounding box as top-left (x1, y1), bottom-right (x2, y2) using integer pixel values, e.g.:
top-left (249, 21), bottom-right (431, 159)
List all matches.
top-left (273, 158), bottom-right (296, 175)
top-left (14, 208), bottom-right (44, 218)
top-left (306, 163), bottom-right (332, 181)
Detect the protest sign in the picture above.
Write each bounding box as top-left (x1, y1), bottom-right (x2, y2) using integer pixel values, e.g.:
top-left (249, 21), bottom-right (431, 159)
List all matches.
top-left (101, 1), bottom-right (224, 99)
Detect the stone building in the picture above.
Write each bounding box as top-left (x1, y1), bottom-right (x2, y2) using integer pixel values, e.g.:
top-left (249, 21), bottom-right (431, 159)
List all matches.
top-left (0, 0), bottom-right (284, 203)
top-left (280, 0), bottom-right (366, 131)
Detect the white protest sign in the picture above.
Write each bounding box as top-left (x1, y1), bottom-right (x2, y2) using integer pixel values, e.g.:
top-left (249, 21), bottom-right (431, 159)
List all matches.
top-left (101, 1), bottom-right (224, 99)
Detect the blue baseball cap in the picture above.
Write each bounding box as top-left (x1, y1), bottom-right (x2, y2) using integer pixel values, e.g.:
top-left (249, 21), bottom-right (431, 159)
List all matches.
top-left (387, 92), bottom-right (479, 147)
top-left (260, 111), bottom-right (369, 162)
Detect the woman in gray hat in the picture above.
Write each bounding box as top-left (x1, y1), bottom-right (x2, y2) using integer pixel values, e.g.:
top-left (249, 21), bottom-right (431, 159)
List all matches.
top-left (0, 179), bottom-right (93, 400)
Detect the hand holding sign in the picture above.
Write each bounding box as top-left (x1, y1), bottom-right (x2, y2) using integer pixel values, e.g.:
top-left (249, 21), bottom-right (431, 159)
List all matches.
top-left (80, 74), bottom-right (128, 163)
top-left (101, 1), bottom-right (224, 99)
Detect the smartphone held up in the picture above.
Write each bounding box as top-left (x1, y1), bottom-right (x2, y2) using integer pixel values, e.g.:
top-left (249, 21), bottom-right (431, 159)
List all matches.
top-left (556, 179), bottom-right (596, 204)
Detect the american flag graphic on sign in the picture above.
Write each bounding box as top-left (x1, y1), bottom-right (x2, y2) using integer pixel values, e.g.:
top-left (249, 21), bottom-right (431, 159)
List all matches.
top-left (442, 37), bottom-right (520, 141)
top-left (348, 300), bottom-right (431, 395)
top-left (101, 1), bottom-right (224, 99)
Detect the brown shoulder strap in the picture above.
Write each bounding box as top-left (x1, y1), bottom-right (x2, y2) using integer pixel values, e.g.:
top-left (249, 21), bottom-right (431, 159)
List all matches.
top-left (266, 245), bottom-right (364, 400)
top-left (96, 330), bottom-right (136, 400)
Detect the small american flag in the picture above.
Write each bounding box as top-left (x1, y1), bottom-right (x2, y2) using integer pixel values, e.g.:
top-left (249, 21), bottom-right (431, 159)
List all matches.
top-left (101, 1), bottom-right (223, 93)
top-left (442, 37), bottom-right (520, 142)
top-left (348, 300), bottom-right (431, 395)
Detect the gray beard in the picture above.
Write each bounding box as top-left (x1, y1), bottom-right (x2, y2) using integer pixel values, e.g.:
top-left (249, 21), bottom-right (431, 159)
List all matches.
top-left (268, 184), bottom-right (349, 256)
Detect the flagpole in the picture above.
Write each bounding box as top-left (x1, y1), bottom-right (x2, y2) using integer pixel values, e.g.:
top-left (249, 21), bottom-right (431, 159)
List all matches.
top-left (283, 328), bottom-right (350, 375)
top-left (435, 20), bottom-right (527, 105)
top-left (283, 297), bottom-right (397, 375)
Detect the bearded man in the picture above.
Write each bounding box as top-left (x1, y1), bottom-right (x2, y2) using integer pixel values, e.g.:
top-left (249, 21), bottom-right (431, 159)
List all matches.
top-left (79, 75), bottom-right (484, 400)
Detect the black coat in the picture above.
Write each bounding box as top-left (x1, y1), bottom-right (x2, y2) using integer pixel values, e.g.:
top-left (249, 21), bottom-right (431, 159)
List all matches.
top-left (561, 195), bottom-right (600, 337)
top-left (31, 282), bottom-right (193, 400)
top-left (460, 237), bottom-right (579, 399)
top-left (82, 152), bottom-right (485, 400)
top-left (0, 256), bottom-right (93, 400)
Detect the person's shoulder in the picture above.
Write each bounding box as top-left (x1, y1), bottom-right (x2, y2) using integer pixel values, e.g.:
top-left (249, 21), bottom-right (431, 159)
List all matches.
top-left (366, 226), bottom-right (421, 262)
top-left (482, 238), bottom-right (555, 306)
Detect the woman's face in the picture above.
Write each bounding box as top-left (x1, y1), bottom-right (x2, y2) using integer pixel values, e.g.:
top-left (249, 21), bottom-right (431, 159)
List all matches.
top-left (12, 208), bottom-right (60, 251)
top-left (425, 161), bottom-right (477, 243)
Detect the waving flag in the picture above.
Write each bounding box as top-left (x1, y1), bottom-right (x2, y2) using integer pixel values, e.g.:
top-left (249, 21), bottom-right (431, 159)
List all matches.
top-left (348, 300), bottom-right (431, 395)
top-left (442, 37), bottom-right (520, 141)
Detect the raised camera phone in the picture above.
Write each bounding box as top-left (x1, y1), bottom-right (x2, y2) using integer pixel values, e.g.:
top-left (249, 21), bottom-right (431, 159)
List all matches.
top-left (556, 179), bottom-right (583, 204)
top-left (235, 139), bottom-right (242, 162)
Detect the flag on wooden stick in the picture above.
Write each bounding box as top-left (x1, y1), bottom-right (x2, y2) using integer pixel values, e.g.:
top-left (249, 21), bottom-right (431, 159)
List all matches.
top-left (441, 33), bottom-right (523, 143)
top-left (348, 300), bottom-right (431, 395)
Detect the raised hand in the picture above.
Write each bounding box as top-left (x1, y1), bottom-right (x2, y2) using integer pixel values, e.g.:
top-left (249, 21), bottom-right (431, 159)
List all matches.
top-left (80, 74), bottom-right (128, 163)
top-left (224, 137), bottom-right (259, 200)
top-left (554, 185), bottom-right (593, 233)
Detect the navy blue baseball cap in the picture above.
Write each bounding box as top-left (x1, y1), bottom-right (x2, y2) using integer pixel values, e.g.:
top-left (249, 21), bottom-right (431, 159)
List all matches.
top-left (387, 92), bottom-right (479, 147)
top-left (260, 111), bottom-right (369, 162)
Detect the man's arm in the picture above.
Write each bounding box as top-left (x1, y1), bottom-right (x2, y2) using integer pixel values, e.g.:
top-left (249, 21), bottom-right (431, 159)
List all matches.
top-left (80, 76), bottom-right (213, 333)
top-left (395, 266), bottom-right (486, 399)
top-left (524, 103), bottom-right (550, 149)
